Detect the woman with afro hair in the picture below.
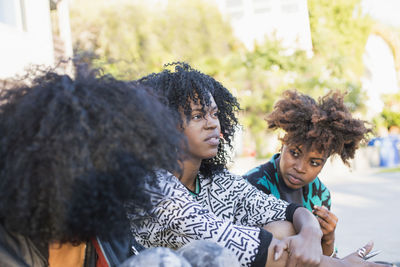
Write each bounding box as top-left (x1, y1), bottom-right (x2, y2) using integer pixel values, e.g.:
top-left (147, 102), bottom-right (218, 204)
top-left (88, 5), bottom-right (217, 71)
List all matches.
top-left (244, 90), bottom-right (372, 258)
top-left (0, 64), bottom-right (183, 266)
top-left (128, 63), bottom-right (384, 267)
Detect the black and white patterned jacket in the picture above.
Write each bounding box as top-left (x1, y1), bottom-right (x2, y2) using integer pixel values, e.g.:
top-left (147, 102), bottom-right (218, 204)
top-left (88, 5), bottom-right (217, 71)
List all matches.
top-left (127, 169), bottom-right (300, 267)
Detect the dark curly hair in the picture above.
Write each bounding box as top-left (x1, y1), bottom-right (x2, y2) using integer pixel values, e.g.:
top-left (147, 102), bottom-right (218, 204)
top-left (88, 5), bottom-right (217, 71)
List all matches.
top-left (267, 90), bottom-right (371, 165)
top-left (137, 62), bottom-right (240, 177)
top-left (0, 64), bottom-right (183, 245)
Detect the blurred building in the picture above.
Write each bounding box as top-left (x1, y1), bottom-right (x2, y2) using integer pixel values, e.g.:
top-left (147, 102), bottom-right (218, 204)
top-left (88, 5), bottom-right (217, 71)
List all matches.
top-left (362, 33), bottom-right (400, 119)
top-left (361, 0), bottom-right (400, 119)
top-left (362, 0), bottom-right (400, 27)
top-left (0, 0), bottom-right (73, 83)
top-left (213, 0), bottom-right (312, 53)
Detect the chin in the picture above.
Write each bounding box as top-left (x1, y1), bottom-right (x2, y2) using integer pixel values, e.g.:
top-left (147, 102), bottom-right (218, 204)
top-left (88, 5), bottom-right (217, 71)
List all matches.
top-left (204, 151), bottom-right (218, 159)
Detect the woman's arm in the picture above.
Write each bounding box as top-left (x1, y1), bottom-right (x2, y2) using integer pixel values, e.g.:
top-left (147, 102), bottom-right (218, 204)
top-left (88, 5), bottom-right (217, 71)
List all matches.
top-left (282, 207), bottom-right (323, 266)
top-left (128, 172), bottom-right (273, 266)
top-left (268, 239), bottom-right (387, 267)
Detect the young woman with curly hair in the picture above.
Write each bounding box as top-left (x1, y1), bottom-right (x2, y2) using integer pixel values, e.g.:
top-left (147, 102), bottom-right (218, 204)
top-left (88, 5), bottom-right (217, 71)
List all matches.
top-left (244, 90), bottom-right (372, 258)
top-left (129, 63), bottom-right (384, 267)
top-left (0, 64), bottom-right (183, 266)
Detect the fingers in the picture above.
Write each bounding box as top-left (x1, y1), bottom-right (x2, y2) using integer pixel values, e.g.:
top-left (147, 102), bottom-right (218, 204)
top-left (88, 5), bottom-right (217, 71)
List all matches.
top-left (313, 206), bottom-right (338, 231)
top-left (355, 240), bottom-right (374, 259)
top-left (313, 205), bottom-right (337, 220)
top-left (316, 216), bottom-right (329, 229)
top-left (273, 239), bottom-right (288, 261)
top-left (362, 240), bottom-right (374, 255)
top-left (282, 237), bottom-right (320, 267)
top-left (316, 216), bottom-right (335, 233)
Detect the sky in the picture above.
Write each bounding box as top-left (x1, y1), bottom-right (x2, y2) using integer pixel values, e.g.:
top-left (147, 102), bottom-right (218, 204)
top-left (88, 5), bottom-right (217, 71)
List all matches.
top-left (362, 0), bottom-right (400, 27)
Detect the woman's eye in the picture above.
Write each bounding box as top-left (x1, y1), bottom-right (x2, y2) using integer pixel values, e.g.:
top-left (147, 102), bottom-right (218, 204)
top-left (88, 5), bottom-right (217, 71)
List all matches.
top-left (192, 114), bottom-right (202, 120)
top-left (290, 150), bottom-right (299, 157)
top-left (212, 111), bottom-right (219, 118)
top-left (311, 161), bottom-right (320, 167)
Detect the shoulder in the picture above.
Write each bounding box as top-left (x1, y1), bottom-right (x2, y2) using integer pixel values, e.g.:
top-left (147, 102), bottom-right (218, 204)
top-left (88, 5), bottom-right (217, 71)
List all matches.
top-left (307, 176), bottom-right (331, 208)
top-left (218, 169), bottom-right (242, 180)
top-left (217, 169), bottom-right (261, 186)
top-left (243, 155), bottom-right (278, 179)
top-left (207, 169), bottom-right (257, 193)
top-left (244, 162), bottom-right (269, 178)
top-left (137, 170), bottom-right (195, 207)
top-left (216, 170), bottom-right (273, 198)
top-left (155, 170), bottom-right (183, 190)
top-left (0, 224), bottom-right (47, 267)
top-left (310, 176), bottom-right (330, 193)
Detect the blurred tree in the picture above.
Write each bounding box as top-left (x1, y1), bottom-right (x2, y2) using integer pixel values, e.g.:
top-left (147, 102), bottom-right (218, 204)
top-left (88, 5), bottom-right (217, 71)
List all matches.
top-left (375, 92), bottom-right (400, 130)
top-left (70, 0), bottom-right (240, 79)
top-left (308, 0), bottom-right (372, 79)
top-left (70, 0), bottom-right (377, 157)
top-left (232, 0), bottom-right (373, 156)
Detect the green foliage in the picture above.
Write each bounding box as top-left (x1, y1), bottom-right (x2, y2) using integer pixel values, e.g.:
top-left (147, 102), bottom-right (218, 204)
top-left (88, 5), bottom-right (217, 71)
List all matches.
top-left (381, 109), bottom-right (400, 129)
top-left (70, 0), bottom-right (239, 79)
top-left (308, 0), bottom-right (372, 78)
top-left (70, 0), bottom-right (379, 157)
top-left (375, 92), bottom-right (400, 129)
top-left (233, 0), bottom-right (373, 155)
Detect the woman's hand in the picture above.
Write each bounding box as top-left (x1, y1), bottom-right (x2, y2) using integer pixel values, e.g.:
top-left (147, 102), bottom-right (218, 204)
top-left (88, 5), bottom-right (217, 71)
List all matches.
top-left (273, 227), bottom-right (322, 267)
top-left (341, 241), bottom-right (390, 267)
top-left (313, 205), bottom-right (338, 256)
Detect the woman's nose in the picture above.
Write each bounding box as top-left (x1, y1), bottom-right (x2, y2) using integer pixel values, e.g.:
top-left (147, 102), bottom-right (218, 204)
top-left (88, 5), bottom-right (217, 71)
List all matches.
top-left (294, 161), bottom-right (306, 173)
top-left (205, 114), bottom-right (219, 129)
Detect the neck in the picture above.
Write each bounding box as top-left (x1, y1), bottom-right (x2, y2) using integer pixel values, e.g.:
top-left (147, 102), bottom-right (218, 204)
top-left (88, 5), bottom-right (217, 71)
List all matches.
top-left (174, 158), bottom-right (201, 192)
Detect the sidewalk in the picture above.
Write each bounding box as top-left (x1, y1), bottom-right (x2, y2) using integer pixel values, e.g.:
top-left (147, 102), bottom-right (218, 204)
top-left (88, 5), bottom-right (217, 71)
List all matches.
top-left (229, 155), bottom-right (400, 263)
top-left (321, 161), bottom-right (400, 263)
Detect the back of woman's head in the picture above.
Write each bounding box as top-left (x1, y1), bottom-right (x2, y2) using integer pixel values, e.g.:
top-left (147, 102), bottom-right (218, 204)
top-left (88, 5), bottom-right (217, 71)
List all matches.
top-left (267, 90), bottom-right (371, 164)
top-left (0, 64), bottom-right (183, 244)
top-left (138, 62), bottom-right (240, 177)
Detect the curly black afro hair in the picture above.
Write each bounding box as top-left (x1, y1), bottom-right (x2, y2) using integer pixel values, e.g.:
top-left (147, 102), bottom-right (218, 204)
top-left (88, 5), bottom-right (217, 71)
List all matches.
top-left (266, 90), bottom-right (372, 165)
top-left (0, 64), bottom-right (183, 245)
top-left (137, 62), bottom-right (240, 177)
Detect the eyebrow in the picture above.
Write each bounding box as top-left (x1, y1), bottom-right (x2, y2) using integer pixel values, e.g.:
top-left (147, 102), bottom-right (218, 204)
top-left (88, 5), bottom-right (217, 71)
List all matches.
top-left (295, 145), bottom-right (302, 153)
top-left (294, 146), bottom-right (325, 161)
top-left (311, 157), bottom-right (325, 162)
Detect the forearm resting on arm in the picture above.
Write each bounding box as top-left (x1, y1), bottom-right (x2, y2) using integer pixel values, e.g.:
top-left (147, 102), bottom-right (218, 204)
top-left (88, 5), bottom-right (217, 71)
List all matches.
top-left (292, 207), bottom-right (322, 238)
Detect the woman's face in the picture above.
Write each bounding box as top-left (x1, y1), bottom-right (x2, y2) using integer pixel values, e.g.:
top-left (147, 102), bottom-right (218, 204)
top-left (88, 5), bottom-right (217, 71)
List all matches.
top-left (181, 94), bottom-right (221, 162)
top-left (279, 144), bottom-right (327, 190)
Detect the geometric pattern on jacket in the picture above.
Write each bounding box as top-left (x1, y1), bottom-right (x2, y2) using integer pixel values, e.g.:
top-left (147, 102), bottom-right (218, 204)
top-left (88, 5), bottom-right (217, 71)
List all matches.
top-left (127, 169), bottom-right (291, 267)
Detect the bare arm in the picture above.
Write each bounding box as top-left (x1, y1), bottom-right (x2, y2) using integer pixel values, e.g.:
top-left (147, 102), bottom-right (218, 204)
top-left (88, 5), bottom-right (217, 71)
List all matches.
top-left (292, 206), bottom-right (322, 238)
top-left (262, 207), bottom-right (323, 266)
top-left (286, 207), bottom-right (323, 266)
top-left (266, 239), bottom-right (388, 267)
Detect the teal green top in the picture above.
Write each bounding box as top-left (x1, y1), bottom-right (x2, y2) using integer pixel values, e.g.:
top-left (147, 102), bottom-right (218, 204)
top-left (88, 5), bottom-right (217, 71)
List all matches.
top-left (243, 153), bottom-right (331, 211)
top-left (188, 175), bottom-right (200, 197)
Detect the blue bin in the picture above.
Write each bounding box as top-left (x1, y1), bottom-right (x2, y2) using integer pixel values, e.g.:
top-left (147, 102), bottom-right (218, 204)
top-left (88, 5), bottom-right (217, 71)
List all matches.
top-left (369, 135), bottom-right (400, 167)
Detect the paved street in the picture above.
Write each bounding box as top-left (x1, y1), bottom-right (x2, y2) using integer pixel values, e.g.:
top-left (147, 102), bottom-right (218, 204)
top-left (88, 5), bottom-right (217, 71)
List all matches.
top-left (230, 155), bottom-right (400, 263)
top-left (320, 160), bottom-right (400, 263)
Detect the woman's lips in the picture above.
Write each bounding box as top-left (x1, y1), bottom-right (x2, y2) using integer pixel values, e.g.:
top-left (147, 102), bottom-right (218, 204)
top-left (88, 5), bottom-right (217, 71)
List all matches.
top-left (205, 137), bottom-right (220, 146)
top-left (287, 174), bottom-right (303, 185)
